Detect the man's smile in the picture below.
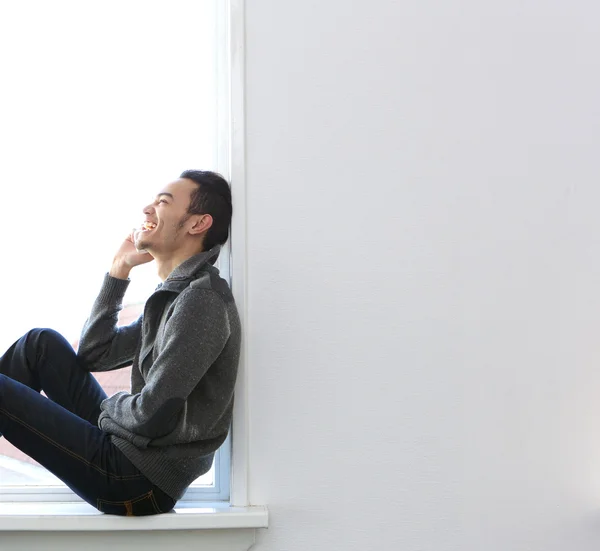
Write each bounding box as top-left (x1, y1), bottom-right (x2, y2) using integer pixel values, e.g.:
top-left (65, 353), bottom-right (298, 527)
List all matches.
top-left (141, 221), bottom-right (158, 232)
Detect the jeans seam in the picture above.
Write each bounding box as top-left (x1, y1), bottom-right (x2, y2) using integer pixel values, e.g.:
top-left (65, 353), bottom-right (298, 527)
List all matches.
top-left (0, 407), bottom-right (145, 480)
top-left (102, 491), bottom-right (153, 506)
top-left (149, 489), bottom-right (162, 514)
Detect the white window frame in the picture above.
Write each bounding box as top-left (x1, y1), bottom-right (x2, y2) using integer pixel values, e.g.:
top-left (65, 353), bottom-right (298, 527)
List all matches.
top-left (225, 0), bottom-right (249, 509)
top-left (0, 0), bottom-right (249, 508)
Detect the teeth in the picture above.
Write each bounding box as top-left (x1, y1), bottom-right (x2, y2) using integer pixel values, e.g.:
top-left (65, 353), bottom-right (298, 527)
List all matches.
top-left (142, 222), bottom-right (157, 230)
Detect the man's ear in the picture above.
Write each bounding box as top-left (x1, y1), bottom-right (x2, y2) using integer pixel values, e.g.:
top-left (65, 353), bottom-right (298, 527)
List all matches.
top-left (189, 214), bottom-right (213, 236)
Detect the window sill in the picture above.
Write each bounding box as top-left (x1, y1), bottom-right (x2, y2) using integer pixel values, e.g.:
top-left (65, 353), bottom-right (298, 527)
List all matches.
top-left (0, 501), bottom-right (268, 531)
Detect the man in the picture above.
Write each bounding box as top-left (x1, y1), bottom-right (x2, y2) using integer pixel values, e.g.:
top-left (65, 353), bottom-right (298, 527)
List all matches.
top-left (0, 170), bottom-right (241, 515)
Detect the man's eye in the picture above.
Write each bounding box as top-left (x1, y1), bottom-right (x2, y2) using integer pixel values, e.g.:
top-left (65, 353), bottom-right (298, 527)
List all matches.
top-left (159, 199), bottom-right (168, 204)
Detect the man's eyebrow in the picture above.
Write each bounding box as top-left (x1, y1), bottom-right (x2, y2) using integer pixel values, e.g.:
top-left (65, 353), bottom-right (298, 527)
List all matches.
top-left (157, 192), bottom-right (174, 200)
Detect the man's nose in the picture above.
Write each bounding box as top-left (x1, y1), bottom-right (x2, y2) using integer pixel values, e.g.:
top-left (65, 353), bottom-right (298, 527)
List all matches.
top-left (143, 204), bottom-right (154, 215)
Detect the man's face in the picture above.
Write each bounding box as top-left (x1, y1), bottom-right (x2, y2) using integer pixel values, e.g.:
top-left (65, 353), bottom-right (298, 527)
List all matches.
top-left (134, 178), bottom-right (198, 254)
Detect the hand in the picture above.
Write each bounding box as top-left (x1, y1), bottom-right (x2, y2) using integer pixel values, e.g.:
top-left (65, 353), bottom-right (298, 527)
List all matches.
top-left (109, 230), bottom-right (153, 279)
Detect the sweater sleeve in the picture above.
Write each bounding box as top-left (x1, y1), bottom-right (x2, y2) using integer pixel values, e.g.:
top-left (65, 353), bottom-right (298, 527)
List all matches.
top-left (77, 273), bottom-right (142, 372)
top-left (98, 289), bottom-right (230, 441)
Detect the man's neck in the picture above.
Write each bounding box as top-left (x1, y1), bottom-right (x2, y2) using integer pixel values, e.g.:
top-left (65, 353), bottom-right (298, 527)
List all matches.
top-left (154, 247), bottom-right (205, 281)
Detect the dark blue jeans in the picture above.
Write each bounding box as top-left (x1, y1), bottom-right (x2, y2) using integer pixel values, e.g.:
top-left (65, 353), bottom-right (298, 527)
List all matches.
top-left (0, 328), bottom-right (176, 515)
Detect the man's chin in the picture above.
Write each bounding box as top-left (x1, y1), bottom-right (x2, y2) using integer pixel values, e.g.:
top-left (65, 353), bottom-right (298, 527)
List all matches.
top-left (135, 238), bottom-right (152, 253)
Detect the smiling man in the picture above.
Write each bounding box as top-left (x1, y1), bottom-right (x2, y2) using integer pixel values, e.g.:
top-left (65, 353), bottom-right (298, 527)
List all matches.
top-left (0, 170), bottom-right (240, 515)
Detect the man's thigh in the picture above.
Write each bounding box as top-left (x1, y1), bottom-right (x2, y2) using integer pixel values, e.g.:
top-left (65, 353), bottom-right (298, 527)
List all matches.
top-left (0, 374), bottom-right (163, 514)
top-left (5, 328), bottom-right (109, 425)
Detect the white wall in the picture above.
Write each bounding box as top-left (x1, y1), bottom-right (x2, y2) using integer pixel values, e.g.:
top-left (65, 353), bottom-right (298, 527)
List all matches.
top-left (246, 0), bottom-right (600, 549)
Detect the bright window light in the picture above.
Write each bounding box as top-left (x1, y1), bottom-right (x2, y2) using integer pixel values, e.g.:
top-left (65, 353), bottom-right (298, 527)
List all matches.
top-left (0, 0), bottom-right (220, 492)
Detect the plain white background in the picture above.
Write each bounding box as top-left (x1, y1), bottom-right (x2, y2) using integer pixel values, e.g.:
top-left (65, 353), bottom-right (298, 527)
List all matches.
top-left (0, 1), bottom-right (216, 351)
top-left (245, 0), bottom-right (600, 550)
top-left (4, 0), bottom-right (600, 549)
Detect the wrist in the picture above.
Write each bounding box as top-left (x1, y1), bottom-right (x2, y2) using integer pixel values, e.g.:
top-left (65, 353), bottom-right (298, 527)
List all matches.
top-left (109, 260), bottom-right (131, 280)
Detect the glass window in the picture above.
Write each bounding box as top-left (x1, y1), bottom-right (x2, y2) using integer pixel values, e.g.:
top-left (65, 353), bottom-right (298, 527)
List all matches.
top-left (0, 0), bottom-right (223, 497)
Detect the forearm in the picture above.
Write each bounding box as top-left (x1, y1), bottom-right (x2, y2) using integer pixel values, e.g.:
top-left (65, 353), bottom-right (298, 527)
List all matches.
top-left (77, 274), bottom-right (139, 371)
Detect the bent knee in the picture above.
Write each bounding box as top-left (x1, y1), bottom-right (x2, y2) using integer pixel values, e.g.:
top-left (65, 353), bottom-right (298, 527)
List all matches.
top-left (25, 328), bottom-right (74, 360)
top-left (27, 327), bottom-right (69, 344)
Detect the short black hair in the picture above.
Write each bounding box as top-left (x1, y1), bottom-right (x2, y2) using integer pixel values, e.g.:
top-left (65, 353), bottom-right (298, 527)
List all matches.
top-left (180, 170), bottom-right (232, 251)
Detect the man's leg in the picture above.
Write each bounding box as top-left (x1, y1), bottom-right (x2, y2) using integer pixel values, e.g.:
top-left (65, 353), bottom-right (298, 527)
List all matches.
top-left (0, 329), bottom-right (175, 515)
top-left (0, 328), bottom-right (106, 423)
top-left (0, 373), bottom-right (174, 515)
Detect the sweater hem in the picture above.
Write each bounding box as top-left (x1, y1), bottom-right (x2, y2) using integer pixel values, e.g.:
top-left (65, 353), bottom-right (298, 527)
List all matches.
top-left (111, 436), bottom-right (215, 501)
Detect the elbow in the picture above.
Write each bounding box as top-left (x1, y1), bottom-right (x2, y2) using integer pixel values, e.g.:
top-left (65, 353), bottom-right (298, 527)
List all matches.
top-left (137, 397), bottom-right (185, 438)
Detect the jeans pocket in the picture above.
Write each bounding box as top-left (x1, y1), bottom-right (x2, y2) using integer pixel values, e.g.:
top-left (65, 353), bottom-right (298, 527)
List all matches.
top-left (97, 490), bottom-right (161, 516)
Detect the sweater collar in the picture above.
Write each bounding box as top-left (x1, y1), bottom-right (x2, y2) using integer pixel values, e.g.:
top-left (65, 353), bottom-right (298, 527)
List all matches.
top-left (158, 245), bottom-right (221, 292)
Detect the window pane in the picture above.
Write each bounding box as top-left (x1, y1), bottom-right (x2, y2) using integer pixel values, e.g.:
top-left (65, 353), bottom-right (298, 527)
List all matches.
top-left (0, 0), bottom-right (218, 489)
